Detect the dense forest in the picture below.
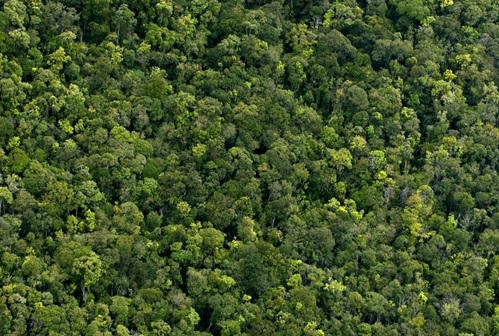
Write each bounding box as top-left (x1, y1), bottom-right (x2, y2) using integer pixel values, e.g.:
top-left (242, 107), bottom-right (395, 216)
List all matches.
top-left (1, 0), bottom-right (499, 335)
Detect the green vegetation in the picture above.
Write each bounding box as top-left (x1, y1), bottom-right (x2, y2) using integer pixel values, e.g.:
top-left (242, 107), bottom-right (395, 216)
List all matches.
top-left (1, 0), bottom-right (499, 335)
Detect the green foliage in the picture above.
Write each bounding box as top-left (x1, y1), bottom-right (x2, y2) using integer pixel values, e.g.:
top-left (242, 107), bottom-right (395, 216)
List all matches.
top-left (0, 0), bottom-right (498, 334)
